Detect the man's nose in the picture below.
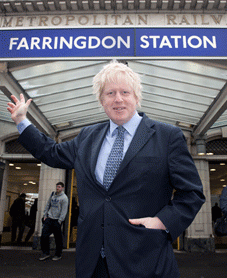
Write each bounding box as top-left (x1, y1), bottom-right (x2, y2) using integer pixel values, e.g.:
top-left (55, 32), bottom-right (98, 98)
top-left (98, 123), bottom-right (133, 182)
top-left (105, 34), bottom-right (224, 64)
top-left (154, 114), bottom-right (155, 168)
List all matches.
top-left (114, 92), bottom-right (123, 102)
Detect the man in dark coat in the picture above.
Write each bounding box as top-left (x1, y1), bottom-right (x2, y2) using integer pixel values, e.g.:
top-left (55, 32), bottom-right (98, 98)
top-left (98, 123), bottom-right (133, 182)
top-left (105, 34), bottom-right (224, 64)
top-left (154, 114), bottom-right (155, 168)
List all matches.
top-left (7, 61), bottom-right (205, 278)
top-left (220, 187), bottom-right (227, 216)
top-left (212, 202), bottom-right (222, 223)
top-left (25, 198), bottom-right (38, 242)
top-left (10, 193), bottom-right (26, 243)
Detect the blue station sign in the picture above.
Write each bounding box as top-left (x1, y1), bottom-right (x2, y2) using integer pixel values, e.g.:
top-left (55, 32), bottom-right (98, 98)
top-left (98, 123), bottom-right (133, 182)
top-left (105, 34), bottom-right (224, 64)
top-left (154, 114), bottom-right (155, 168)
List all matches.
top-left (0, 27), bottom-right (226, 58)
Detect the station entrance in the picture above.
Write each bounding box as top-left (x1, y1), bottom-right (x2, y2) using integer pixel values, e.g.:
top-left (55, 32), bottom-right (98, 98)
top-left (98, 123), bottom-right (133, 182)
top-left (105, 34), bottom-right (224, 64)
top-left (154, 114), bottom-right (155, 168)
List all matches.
top-left (1, 161), bottom-right (79, 248)
top-left (2, 161), bottom-right (40, 246)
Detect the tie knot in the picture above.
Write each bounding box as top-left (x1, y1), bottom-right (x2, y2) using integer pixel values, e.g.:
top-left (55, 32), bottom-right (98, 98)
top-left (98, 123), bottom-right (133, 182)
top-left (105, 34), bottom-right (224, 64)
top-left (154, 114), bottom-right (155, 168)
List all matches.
top-left (117, 125), bottom-right (125, 135)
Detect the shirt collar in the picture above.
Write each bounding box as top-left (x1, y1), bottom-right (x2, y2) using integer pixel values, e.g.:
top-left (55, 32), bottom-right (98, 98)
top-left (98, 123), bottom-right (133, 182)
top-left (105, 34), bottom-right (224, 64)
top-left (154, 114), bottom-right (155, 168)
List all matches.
top-left (109, 111), bottom-right (142, 137)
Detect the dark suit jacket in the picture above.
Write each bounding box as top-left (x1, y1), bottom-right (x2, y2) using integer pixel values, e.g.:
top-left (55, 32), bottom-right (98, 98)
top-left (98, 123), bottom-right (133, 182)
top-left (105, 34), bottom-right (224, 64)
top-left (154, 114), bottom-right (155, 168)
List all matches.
top-left (18, 113), bottom-right (205, 278)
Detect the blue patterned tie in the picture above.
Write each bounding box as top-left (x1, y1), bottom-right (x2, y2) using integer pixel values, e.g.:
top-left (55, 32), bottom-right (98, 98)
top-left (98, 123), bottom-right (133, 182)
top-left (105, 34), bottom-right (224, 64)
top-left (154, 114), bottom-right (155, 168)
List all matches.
top-left (103, 125), bottom-right (125, 191)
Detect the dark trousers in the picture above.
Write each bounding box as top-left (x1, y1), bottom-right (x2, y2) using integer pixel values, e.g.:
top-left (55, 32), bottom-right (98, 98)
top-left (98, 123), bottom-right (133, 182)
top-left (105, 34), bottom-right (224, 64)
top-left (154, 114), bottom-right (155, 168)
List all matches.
top-left (25, 225), bottom-right (35, 242)
top-left (11, 219), bottom-right (25, 243)
top-left (91, 256), bottom-right (110, 278)
top-left (41, 218), bottom-right (63, 257)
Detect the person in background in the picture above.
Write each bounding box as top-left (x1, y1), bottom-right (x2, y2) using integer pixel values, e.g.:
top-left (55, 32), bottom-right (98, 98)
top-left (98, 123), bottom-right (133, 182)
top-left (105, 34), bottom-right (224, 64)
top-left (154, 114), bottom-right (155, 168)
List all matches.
top-left (39, 182), bottom-right (68, 261)
top-left (7, 60), bottom-right (205, 277)
top-left (212, 202), bottom-right (222, 224)
top-left (25, 198), bottom-right (38, 243)
top-left (220, 187), bottom-right (227, 217)
top-left (10, 193), bottom-right (26, 243)
top-left (70, 198), bottom-right (79, 238)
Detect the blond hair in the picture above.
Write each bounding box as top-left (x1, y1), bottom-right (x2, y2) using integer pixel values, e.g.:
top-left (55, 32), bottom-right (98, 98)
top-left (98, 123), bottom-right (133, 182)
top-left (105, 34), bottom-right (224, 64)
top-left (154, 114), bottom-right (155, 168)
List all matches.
top-left (92, 60), bottom-right (142, 107)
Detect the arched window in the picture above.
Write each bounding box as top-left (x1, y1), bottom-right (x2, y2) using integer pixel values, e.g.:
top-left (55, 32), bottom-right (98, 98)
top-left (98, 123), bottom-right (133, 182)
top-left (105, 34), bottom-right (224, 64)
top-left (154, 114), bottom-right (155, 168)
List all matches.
top-left (206, 139), bottom-right (227, 155)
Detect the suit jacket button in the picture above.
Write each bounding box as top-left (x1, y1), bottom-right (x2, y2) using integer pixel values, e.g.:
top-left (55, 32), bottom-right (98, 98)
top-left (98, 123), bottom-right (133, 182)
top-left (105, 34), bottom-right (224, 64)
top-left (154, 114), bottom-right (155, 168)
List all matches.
top-left (101, 224), bottom-right (104, 229)
top-left (106, 196), bottom-right (111, 201)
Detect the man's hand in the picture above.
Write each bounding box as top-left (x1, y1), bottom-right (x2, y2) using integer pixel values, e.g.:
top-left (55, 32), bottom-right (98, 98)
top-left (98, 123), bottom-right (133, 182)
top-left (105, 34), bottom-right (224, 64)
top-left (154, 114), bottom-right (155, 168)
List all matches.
top-left (129, 217), bottom-right (166, 230)
top-left (7, 94), bottom-right (32, 125)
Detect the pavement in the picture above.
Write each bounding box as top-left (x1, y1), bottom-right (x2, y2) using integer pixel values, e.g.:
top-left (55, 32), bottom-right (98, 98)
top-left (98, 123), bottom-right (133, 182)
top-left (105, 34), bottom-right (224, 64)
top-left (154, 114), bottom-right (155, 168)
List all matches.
top-left (0, 247), bottom-right (227, 278)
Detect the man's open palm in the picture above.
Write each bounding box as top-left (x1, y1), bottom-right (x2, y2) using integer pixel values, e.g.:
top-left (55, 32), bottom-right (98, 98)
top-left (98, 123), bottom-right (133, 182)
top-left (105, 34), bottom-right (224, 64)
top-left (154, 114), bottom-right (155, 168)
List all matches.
top-left (7, 93), bottom-right (32, 125)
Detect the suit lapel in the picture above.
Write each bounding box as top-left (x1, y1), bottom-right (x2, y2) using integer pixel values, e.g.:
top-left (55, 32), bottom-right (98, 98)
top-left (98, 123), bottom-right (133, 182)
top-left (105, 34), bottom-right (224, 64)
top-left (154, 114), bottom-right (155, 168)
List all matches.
top-left (90, 122), bottom-right (109, 182)
top-left (117, 115), bottom-right (156, 175)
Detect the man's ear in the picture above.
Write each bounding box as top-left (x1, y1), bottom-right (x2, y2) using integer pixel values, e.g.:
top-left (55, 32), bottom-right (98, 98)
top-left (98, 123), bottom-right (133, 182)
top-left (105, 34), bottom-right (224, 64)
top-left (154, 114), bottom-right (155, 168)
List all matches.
top-left (135, 93), bottom-right (140, 107)
top-left (100, 94), bottom-right (104, 106)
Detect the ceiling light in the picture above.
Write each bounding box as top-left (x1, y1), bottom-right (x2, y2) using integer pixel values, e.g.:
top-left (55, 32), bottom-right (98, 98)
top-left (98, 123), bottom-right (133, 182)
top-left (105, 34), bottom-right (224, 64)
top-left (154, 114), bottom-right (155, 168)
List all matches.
top-left (223, 185), bottom-right (227, 187)
top-left (9, 163), bottom-right (14, 166)
top-left (206, 153), bottom-right (214, 155)
top-left (37, 164), bottom-right (41, 166)
top-left (15, 167), bottom-right (21, 169)
top-left (24, 183), bottom-right (28, 185)
top-left (28, 181), bottom-right (36, 185)
top-left (55, 122), bottom-right (71, 128)
top-left (220, 163), bottom-right (226, 166)
top-left (176, 121), bottom-right (192, 128)
top-left (210, 169), bottom-right (216, 171)
top-left (220, 179), bottom-right (225, 182)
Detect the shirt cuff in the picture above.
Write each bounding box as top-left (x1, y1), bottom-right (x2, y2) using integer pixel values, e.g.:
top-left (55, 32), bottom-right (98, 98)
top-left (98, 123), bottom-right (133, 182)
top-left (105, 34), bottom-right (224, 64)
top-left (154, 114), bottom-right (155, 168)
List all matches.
top-left (17, 118), bottom-right (32, 134)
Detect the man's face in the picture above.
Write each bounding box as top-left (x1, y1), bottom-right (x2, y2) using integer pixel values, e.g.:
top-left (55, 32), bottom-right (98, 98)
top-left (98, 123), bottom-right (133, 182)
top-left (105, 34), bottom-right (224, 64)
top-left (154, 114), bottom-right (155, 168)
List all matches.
top-left (101, 80), bottom-right (138, 126)
top-left (56, 184), bottom-right (64, 194)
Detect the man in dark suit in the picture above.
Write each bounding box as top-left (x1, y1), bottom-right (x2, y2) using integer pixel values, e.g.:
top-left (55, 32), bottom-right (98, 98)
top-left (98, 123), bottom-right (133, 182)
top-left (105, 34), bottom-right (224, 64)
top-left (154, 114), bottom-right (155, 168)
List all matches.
top-left (7, 61), bottom-right (205, 278)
